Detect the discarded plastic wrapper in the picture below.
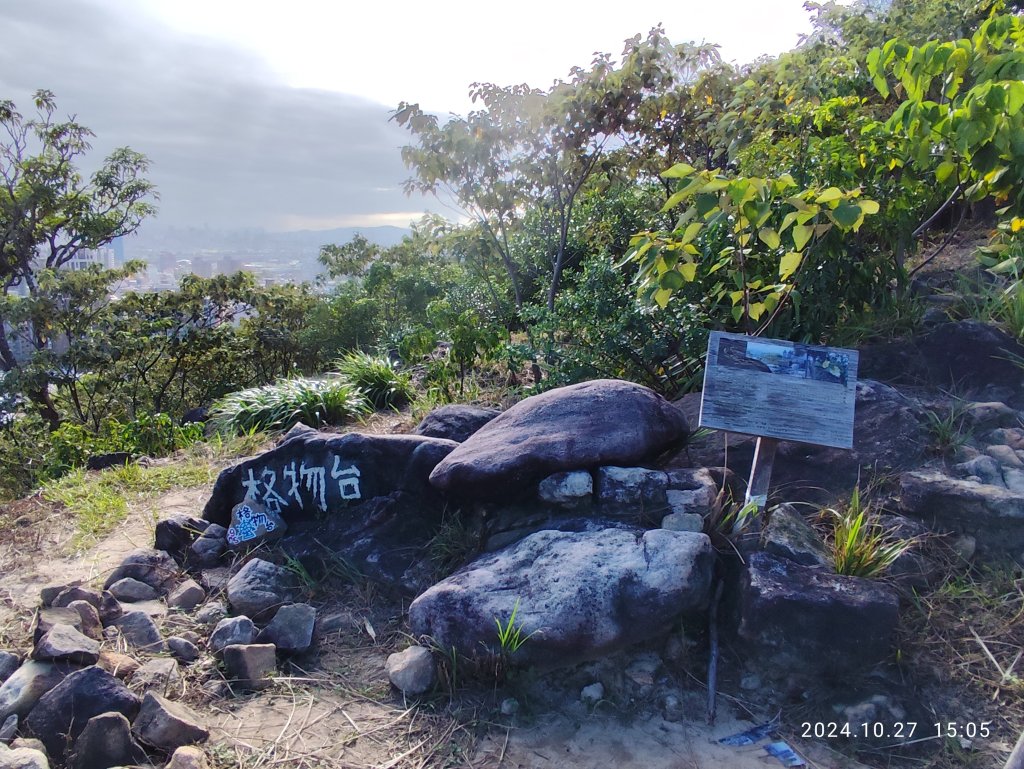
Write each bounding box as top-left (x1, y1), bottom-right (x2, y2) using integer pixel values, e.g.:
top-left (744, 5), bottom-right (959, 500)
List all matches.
top-left (718, 720), bottom-right (777, 746)
top-left (764, 741), bottom-right (806, 767)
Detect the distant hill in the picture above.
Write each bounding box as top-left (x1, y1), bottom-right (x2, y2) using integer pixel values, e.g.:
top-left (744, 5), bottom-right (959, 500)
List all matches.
top-left (122, 225), bottom-right (411, 256)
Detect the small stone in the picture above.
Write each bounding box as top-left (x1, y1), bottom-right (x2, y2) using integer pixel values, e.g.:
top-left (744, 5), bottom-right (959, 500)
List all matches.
top-left (537, 471), bottom-right (593, 508)
top-left (165, 745), bottom-right (210, 769)
top-left (257, 603), bottom-right (316, 654)
top-left (68, 711), bottom-right (147, 769)
top-left (953, 455), bottom-right (1005, 487)
top-left (40, 582), bottom-right (80, 607)
top-left (199, 567), bottom-right (231, 595)
top-left (50, 586), bottom-right (101, 611)
top-left (110, 611), bottom-right (165, 652)
top-left (31, 608), bottom-right (83, 643)
top-left (194, 601), bottom-right (227, 626)
top-left (189, 526), bottom-right (227, 569)
top-left (665, 487), bottom-right (714, 517)
top-left (595, 466), bottom-right (668, 514)
top-left (132, 691), bottom-right (209, 751)
top-left (740, 673), bottom-right (762, 691)
top-left (96, 592), bottom-right (123, 625)
top-left (661, 512), bottom-right (704, 532)
top-left (131, 658), bottom-right (181, 696)
top-left (316, 611), bottom-right (355, 635)
top-left (222, 644), bottom-right (277, 691)
top-left (0, 713), bottom-right (17, 743)
top-left (953, 534), bottom-right (977, 562)
top-left (167, 580), bottom-right (206, 612)
top-left (385, 646), bottom-right (435, 695)
top-left (209, 616), bottom-right (254, 654)
top-left (624, 654), bottom-right (660, 687)
top-left (226, 501), bottom-right (287, 549)
top-left (8, 739), bottom-right (44, 753)
top-left (177, 630), bottom-right (201, 645)
top-left (986, 444), bottom-right (1024, 467)
top-left (226, 559), bottom-right (299, 621)
top-left (107, 578), bottom-right (159, 603)
top-left (1003, 466), bottom-right (1024, 493)
top-left (763, 503), bottom-right (833, 569)
top-left (31, 624), bottom-right (99, 665)
top-left (0, 654), bottom-right (19, 686)
top-left (499, 697), bottom-right (519, 716)
top-left (103, 548), bottom-right (179, 594)
top-left (166, 637), bottom-right (201, 663)
top-left (65, 601), bottom-right (102, 641)
top-left (966, 401), bottom-right (1018, 430)
top-left (97, 651), bottom-right (141, 681)
top-left (662, 694), bottom-right (683, 722)
top-left (580, 682), bottom-right (604, 705)
top-left (155, 515), bottom-right (210, 564)
top-left (0, 745), bottom-right (49, 769)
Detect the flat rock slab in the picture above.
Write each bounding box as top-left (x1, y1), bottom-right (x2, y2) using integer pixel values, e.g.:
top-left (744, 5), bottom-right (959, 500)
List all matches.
top-left (736, 551), bottom-right (899, 678)
top-left (409, 528), bottom-right (713, 668)
top-left (899, 469), bottom-right (1024, 554)
top-left (429, 380), bottom-right (689, 500)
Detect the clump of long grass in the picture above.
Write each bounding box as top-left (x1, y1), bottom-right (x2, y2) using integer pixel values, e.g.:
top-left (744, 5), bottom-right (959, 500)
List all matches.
top-left (333, 352), bottom-right (415, 410)
top-left (210, 377), bottom-right (369, 434)
top-left (826, 486), bottom-right (914, 578)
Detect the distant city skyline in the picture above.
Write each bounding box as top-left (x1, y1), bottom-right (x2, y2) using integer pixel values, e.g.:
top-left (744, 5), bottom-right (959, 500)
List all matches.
top-left (0, 1), bottom-right (814, 234)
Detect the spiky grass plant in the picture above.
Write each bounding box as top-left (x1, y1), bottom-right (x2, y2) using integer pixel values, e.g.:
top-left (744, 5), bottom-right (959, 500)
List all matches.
top-left (333, 352), bottom-right (415, 410)
top-left (210, 377), bottom-right (369, 434)
top-left (826, 486), bottom-right (914, 578)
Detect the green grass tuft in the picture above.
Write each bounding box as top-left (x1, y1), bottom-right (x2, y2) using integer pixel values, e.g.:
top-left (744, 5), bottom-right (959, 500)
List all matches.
top-left (826, 486), bottom-right (914, 578)
top-left (210, 377), bottom-right (370, 434)
top-left (334, 352), bottom-right (415, 410)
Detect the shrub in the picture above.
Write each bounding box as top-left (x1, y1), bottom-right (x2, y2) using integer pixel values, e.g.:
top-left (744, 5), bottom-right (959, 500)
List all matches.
top-left (210, 377), bottom-right (369, 434)
top-left (334, 352), bottom-right (415, 409)
top-left (826, 487), bottom-right (914, 578)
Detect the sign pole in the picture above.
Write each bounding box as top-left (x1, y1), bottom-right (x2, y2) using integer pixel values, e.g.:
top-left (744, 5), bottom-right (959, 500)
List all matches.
top-left (744, 436), bottom-right (779, 514)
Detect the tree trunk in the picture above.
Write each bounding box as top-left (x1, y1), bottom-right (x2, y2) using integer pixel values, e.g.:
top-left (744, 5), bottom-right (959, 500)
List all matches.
top-left (27, 386), bottom-right (61, 431)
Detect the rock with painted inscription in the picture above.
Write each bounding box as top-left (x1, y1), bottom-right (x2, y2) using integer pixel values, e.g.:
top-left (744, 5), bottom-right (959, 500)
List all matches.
top-left (108, 578), bottom-right (159, 603)
top-left (222, 644), bottom-right (276, 691)
top-left (226, 501), bottom-right (286, 549)
top-left (110, 611), bottom-right (164, 652)
top-left (202, 432), bottom-right (457, 526)
top-left (25, 667), bottom-right (140, 762)
top-left (103, 548), bottom-right (179, 595)
top-left (226, 559), bottom-right (300, 622)
top-left (31, 624), bottom-right (99, 665)
top-left (132, 692), bottom-right (209, 751)
top-left (155, 514), bottom-right (211, 565)
top-left (409, 528), bottom-right (713, 668)
top-left (256, 603), bottom-right (316, 653)
top-left (167, 580), bottom-right (206, 612)
top-left (537, 471), bottom-right (593, 508)
top-left (0, 661), bottom-right (72, 723)
top-left (676, 379), bottom-right (927, 504)
top-left (429, 380), bottom-right (688, 500)
top-left (412, 405), bottom-right (501, 443)
top-left (386, 645), bottom-right (435, 695)
top-left (209, 616), bottom-right (255, 653)
top-left (736, 551), bottom-right (899, 679)
top-left (595, 466), bottom-right (668, 514)
top-left (67, 711), bottom-right (147, 769)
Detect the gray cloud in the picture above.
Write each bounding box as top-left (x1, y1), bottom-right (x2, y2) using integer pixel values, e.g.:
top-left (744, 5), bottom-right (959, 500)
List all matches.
top-left (0, 0), bottom-right (431, 232)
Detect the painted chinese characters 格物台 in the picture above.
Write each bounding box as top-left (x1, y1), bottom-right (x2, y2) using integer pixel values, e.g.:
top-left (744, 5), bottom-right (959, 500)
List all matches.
top-left (240, 455), bottom-right (363, 514)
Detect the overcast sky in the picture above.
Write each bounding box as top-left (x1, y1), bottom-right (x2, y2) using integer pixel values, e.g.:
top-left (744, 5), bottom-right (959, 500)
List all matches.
top-left (0, 1), bottom-right (814, 233)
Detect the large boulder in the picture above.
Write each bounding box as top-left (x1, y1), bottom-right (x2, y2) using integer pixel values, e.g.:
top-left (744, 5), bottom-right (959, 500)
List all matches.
top-left (428, 380), bottom-right (689, 500)
top-left (409, 528), bottom-right (713, 668)
top-left (859, 320), bottom-right (1024, 405)
top-left (734, 551), bottom-right (899, 679)
top-left (899, 469), bottom-right (1024, 555)
top-left (202, 433), bottom-right (458, 594)
top-left (676, 379), bottom-right (927, 503)
top-left (412, 405), bottom-right (501, 443)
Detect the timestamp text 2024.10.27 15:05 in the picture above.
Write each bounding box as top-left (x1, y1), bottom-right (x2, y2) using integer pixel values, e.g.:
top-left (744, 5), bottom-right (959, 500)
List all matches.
top-left (801, 721), bottom-right (994, 740)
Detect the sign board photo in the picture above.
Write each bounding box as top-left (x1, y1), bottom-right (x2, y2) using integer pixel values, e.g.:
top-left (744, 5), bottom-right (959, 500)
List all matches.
top-left (699, 331), bottom-right (859, 449)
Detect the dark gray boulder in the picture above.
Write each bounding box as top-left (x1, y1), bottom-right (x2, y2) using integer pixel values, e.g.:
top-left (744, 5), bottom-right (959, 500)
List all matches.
top-left (109, 611), bottom-right (164, 653)
top-left (412, 405), bottom-right (501, 443)
top-left (103, 549), bottom-right (179, 595)
top-left (154, 514), bottom-right (210, 565)
top-left (0, 654), bottom-right (19, 686)
top-left (31, 625), bottom-right (99, 665)
top-left (763, 503), bottom-right (832, 569)
top-left (676, 379), bottom-right (927, 504)
top-left (428, 380), bottom-right (689, 500)
top-left (409, 528), bottom-right (713, 668)
top-left (226, 559), bottom-right (300, 621)
top-left (256, 603), bottom-right (316, 653)
top-left (131, 692), bottom-right (208, 751)
top-left (25, 667), bottom-right (140, 762)
top-left (68, 711), bottom-right (147, 769)
top-left (734, 551), bottom-right (899, 679)
top-left (0, 661), bottom-right (73, 722)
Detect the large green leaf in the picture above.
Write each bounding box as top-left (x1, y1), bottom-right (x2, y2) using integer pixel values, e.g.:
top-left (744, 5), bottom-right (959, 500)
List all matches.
top-left (830, 202), bottom-right (863, 229)
top-left (758, 228), bottom-right (781, 249)
top-left (779, 251), bottom-right (802, 281)
top-left (792, 224), bottom-right (814, 251)
top-left (662, 163), bottom-right (696, 179)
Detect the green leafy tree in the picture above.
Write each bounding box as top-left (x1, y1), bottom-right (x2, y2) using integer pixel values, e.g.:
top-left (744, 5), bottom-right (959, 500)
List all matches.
top-left (0, 90), bottom-right (156, 426)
